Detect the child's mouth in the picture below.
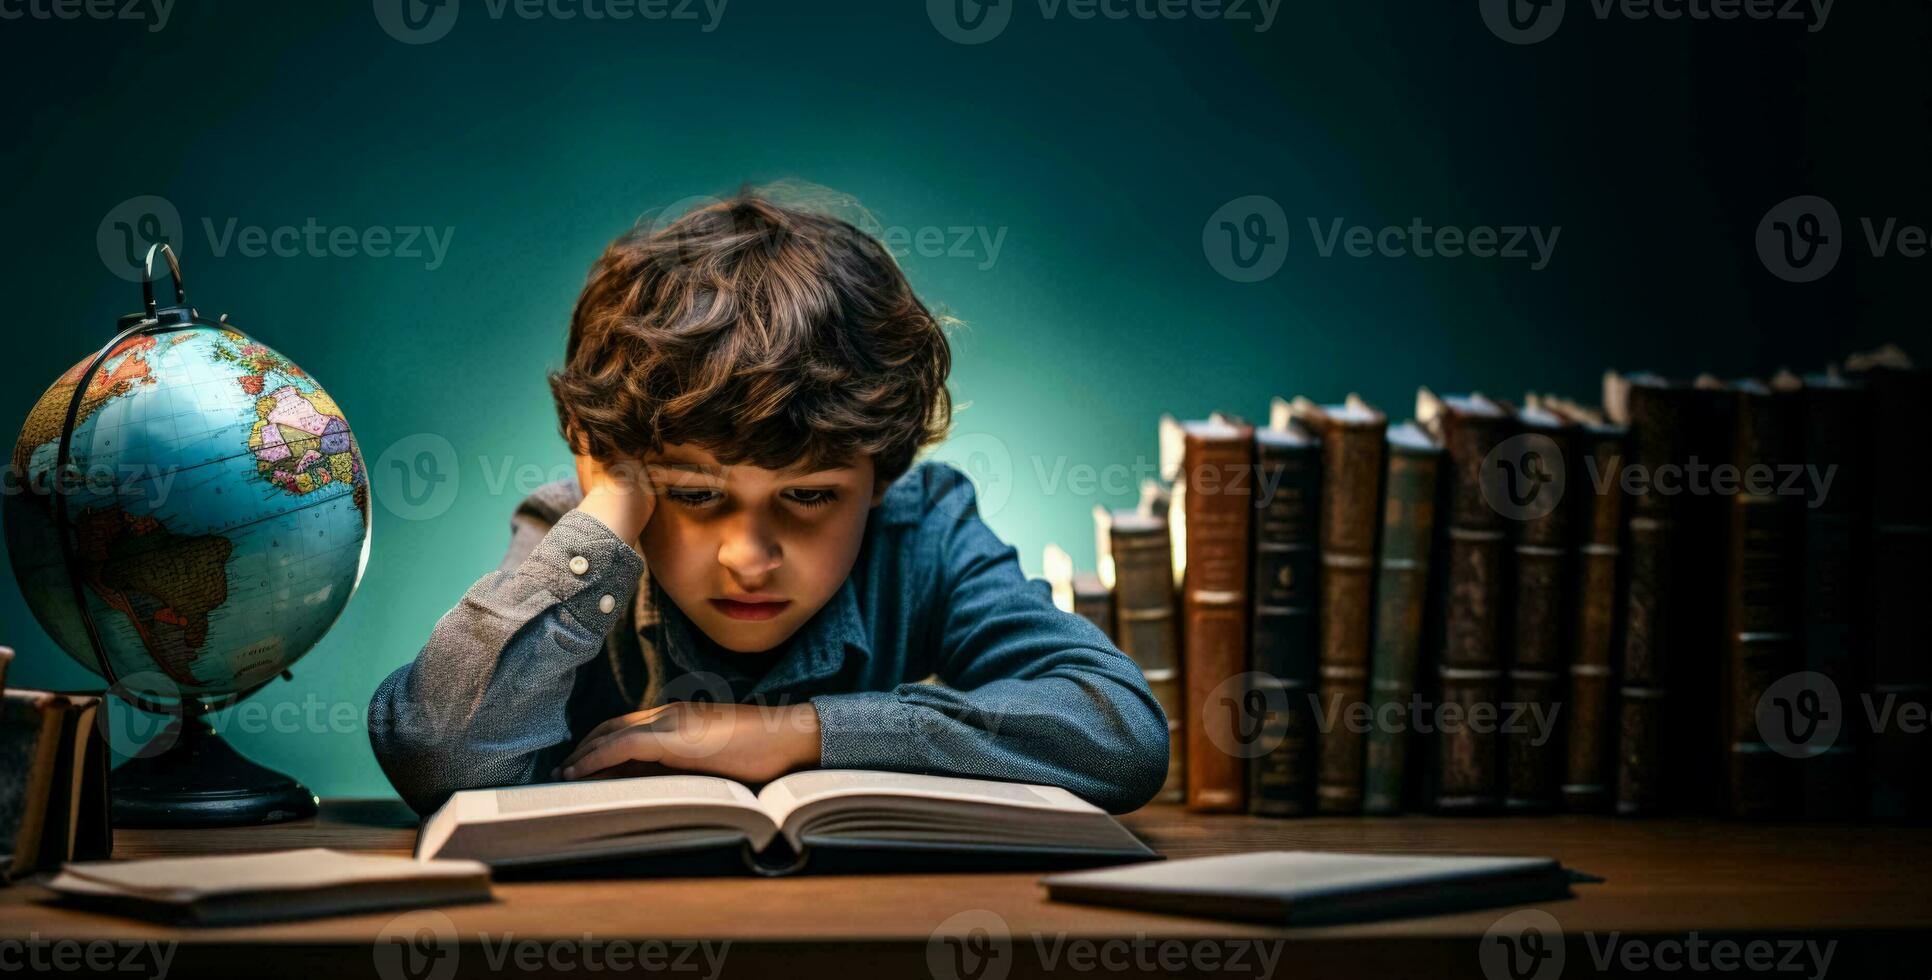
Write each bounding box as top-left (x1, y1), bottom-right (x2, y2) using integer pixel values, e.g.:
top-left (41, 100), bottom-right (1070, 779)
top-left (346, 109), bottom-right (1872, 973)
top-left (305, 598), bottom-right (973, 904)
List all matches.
top-left (709, 597), bottom-right (792, 621)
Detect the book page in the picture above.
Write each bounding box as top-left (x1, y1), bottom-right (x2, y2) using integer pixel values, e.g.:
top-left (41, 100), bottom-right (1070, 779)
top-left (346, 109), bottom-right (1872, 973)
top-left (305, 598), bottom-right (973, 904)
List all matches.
top-left (756, 770), bottom-right (1097, 828)
top-left (479, 775), bottom-right (755, 819)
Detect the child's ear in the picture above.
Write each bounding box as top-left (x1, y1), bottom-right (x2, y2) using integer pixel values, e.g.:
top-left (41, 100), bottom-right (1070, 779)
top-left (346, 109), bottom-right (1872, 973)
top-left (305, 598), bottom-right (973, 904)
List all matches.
top-left (869, 478), bottom-right (893, 508)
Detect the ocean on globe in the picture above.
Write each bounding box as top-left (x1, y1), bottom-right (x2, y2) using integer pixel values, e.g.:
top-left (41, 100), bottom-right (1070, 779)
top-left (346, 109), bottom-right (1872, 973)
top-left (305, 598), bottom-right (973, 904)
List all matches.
top-left (4, 325), bottom-right (371, 703)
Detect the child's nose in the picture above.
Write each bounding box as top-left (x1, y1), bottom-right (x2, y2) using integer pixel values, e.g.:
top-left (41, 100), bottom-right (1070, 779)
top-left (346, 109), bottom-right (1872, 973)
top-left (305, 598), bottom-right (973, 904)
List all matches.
top-left (716, 516), bottom-right (782, 581)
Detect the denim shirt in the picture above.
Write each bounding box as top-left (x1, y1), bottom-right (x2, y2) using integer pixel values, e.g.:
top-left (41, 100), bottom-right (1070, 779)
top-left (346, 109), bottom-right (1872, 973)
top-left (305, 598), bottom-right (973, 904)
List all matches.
top-left (367, 460), bottom-right (1169, 817)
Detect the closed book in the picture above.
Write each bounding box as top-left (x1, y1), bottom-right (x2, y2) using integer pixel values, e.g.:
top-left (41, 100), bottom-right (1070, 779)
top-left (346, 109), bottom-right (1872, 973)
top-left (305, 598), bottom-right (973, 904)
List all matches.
top-left (1042, 850), bottom-right (1585, 927)
top-left (1542, 398), bottom-right (1628, 812)
top-left (1605, 372), bottom-right (1733, 815)
top-left (1044, 543), bottom-right (1118, 644)
top-left (1246, 410), bottom-right (1322, 816)
top-left (0, 688), bottom-right (109, 880)
top-left (1171, 415), bottom-right (1257, 812)
top-left (1797, 369), bottom-right (1871, 818)
top-left (44, 848), bottom-right (493, 926)
top-left (1846, 344), bottom-right (1931, 820)
top-left (1680, 377), bottom-right (1738, 816)
top-left (1363, 422), bottom-right (1444, 815)
top-left (1417, 389), bottom-right (1512, 812)
top-left (1605, 373), bottom-right (1682, 816)
top-left (1096, 506), bottom-right (1185, 803)
top-left (1502, 398), bottom-right (1579, 812)
top-left (1290, 395), bottom-right (1387, 815)
top-left (1720, 376), bottom-right (1806, 818)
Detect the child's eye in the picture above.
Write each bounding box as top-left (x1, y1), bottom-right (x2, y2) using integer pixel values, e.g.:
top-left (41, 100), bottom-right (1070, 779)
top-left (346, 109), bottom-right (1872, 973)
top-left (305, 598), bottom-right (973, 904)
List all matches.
top-left (784, 488), bottom-right (839, 508)
top-left (665, 488), bottom-right (722, 508)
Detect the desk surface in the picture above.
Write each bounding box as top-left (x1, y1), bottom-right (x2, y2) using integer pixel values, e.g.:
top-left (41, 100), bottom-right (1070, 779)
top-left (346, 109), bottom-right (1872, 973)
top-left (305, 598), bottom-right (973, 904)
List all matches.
top-left (4, 801), bottom-right (1928, 979)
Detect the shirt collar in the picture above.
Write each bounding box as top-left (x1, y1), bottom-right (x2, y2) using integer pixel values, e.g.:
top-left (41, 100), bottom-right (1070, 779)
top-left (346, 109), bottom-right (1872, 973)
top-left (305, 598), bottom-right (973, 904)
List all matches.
top-left (635, 561), bottom-right (869, 700)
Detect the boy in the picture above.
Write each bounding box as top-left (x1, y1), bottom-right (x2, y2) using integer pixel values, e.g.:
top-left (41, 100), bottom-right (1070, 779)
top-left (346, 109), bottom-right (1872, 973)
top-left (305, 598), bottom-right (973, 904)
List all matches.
top-left (368, 193), bottom-right (1169, 818)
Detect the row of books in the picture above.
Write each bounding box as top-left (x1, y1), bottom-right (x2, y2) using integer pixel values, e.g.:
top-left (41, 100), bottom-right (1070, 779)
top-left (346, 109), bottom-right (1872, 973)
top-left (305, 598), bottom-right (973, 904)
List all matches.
top-left (1046, 344), bottom-right (1928, 819)
top-left (0, 645), bottom-right (113, 878)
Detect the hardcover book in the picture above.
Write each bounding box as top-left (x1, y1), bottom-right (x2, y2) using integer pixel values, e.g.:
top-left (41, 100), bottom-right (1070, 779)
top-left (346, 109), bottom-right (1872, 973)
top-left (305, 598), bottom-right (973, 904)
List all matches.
top-left (1169, 414), bottom-right (1258, 812)
top-left (1417, 388), bottom-right (1512, 812)
top-left (1246, 408), bottom-right (1323, 816)
top-left (1540, 397), bottom-right (1627, 813)
top-left (1289, 395), bottom-right (1388, 815)
top-left (415, 771), bottom-right (1156, 877)
top-left (1363, 422), bottom-right (1444, 815)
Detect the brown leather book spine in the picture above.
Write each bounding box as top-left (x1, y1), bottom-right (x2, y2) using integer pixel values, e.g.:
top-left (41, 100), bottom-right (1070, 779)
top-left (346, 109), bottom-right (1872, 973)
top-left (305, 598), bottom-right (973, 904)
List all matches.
top-left (1723, 383), bottom-right (1803, 818)
top-left (1313, 417), bottom-right (1387, 815)
top-left (1615, 378), bottom-right (1697, 816)
top-left (1248, 427), bottom-right (1322, 816)
top-left (1856, 363), bottom-right (1932, 819)
top-left (1070, 573), bottom-right (1116, 641)
top-left (1798, 376), bottom-right (1869, 818)
top-left (1562, 423), bottom-right (1626, 812)
top-left (1110, 515), bottom-right (1184, 803)
top-left (1426, 402), bottom-right (1511, 812)
top-left (1363, 426), bottom-right (1442, 815)
top-left (1179, 423), bottom-right (1256, 813)
top-left (1504, 415), bottom-right (1577, 812)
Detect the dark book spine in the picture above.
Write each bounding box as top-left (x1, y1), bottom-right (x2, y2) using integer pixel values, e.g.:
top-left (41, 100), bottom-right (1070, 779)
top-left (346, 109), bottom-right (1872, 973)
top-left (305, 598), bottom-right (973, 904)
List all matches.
top-left (1862, 367), bottom-right (1932, 820)
top-left (1676, 387), bottom-right (1736, 817)
top-left (1562, 427), bottom-right (1626, 812)
top-left (1180, 428), bottom-right (1255, 813)
top-left (1111, 523), bottom-right (1185, 804)
top-left (1798, 382), bottom-right (1869, 818)
top-left (1723, 387), bottom-right (1803, 818)
top-left (1363, 443), bottom-right (1442, 814)
top-left (1314, 423), bottom-right (1386, 815)
top-left (1505, 425), bottom-right (1577, 812)
top-left (1248, 438), bottom-right (1322, 816)
top-left (1430, 414), bottom-right (1511, 812)
top-left (1616, 382), bottom-right (1725, 816)
top-left (1070, 575), bottom-right (1116, 641)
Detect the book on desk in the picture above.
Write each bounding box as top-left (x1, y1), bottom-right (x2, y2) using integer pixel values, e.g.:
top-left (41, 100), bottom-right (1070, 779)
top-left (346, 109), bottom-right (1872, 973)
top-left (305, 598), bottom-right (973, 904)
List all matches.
top-left (415, 770), bottom-right (1159, 878)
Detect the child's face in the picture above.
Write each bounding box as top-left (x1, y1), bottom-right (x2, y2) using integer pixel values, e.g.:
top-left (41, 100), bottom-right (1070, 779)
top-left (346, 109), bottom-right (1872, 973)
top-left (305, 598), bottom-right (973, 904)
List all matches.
top-left (640, 442), bottom-right (889, 654)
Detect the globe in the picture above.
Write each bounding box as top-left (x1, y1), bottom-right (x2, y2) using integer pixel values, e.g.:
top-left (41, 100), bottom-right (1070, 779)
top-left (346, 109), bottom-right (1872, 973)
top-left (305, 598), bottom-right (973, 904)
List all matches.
top-left (5, 324), bottom-right (371, 704)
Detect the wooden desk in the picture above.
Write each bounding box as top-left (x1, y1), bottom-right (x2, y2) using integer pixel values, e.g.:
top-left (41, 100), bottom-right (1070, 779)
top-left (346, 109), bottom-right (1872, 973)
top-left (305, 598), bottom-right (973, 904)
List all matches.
top-left (3, 800), bottom-right (1927, 979)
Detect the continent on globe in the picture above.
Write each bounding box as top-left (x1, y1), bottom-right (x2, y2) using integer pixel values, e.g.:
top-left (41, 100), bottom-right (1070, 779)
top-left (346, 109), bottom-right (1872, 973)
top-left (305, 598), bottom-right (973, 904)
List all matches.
top-left (9, 334), bottom-right (176, 480)
top-left (249, 385), bottom-right (364, 497)
top-left (70, 507), bottom-right (233, 686)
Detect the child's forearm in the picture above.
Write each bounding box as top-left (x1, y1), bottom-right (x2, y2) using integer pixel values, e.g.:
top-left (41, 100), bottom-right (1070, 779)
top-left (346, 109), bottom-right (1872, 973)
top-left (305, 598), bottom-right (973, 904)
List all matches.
top-left (367, 506), bottom-right (644, 816)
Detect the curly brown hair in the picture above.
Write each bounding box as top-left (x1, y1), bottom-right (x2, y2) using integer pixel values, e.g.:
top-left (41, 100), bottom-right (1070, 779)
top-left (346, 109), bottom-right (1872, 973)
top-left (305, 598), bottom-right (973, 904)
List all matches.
top-left (549, 190), bottom-right (954, 485)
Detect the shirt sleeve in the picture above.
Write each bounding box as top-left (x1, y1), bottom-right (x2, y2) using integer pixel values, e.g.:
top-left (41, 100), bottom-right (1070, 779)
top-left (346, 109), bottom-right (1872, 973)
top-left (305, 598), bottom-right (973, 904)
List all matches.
top-left (367, 503), bottom-right (645, 817)
top-left (810, 466), bottom-right (1171, 814)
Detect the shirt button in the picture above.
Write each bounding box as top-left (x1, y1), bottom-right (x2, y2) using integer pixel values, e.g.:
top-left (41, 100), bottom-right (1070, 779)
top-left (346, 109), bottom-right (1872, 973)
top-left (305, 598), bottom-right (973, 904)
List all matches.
top-left (569, 555), bottom-right (589, 575)
top-left (598, 594), bottom-right (616, 614)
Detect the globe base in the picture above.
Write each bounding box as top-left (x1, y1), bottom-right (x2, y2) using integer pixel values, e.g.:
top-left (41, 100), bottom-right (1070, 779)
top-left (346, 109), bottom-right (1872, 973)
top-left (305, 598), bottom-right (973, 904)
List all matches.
top-left (110, 715), bottom-right (319, 828)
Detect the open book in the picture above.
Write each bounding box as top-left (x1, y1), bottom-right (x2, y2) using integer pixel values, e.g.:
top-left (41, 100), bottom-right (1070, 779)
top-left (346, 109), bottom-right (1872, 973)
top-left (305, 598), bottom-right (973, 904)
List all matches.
top-left (416, 770), bottom-right (1157, 877)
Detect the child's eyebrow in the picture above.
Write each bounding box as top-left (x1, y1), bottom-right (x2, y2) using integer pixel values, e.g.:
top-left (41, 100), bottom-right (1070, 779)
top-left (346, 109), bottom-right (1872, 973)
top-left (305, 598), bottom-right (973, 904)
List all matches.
top-left (649, 461), bottom-right (725, 476)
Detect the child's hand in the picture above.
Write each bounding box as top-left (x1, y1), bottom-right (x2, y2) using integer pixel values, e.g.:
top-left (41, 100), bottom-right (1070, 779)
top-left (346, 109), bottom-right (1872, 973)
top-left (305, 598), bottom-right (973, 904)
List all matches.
top-left (551, 702), bottom-right (822, 785)
top-left (572, 449), bottom-right (657, 548)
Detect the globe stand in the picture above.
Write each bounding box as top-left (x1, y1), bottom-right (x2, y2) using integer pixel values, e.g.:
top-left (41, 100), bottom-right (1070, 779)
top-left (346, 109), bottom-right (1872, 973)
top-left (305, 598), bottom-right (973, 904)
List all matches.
top-left (109, 701), bottom-right (319, 828)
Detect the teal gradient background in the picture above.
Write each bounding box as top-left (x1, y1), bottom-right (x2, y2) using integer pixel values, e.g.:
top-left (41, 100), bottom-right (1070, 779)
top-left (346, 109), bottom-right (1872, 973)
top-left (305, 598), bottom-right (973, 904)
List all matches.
top-left (0, 0), bottom-right (1921, 799)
